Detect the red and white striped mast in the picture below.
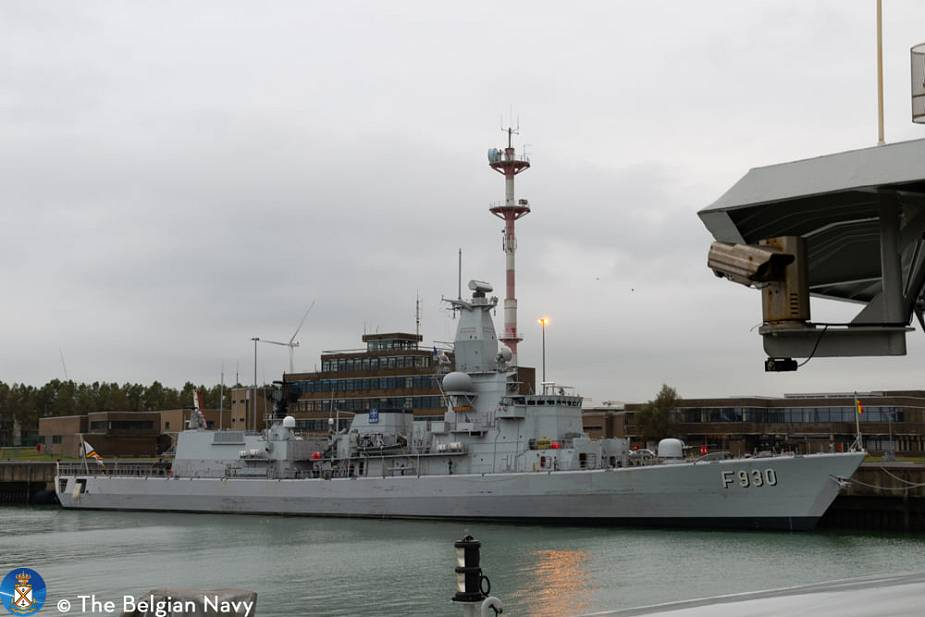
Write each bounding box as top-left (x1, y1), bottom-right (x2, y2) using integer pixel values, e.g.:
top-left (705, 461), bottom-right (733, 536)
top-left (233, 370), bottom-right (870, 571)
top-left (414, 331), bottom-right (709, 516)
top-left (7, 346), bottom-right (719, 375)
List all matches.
top-left (488, 125), bottom-right (531, 365)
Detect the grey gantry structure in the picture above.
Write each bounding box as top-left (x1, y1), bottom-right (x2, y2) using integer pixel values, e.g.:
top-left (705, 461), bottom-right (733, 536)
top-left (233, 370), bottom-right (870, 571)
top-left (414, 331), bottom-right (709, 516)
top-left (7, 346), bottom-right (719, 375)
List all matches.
top-left (700, 138), bottom-right (925, 370)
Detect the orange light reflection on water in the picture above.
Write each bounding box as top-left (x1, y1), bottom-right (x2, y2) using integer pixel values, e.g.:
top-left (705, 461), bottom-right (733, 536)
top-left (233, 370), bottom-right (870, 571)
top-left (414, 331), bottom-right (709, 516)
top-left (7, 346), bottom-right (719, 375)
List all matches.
top-left (510, 548), bottom-right (592, 617)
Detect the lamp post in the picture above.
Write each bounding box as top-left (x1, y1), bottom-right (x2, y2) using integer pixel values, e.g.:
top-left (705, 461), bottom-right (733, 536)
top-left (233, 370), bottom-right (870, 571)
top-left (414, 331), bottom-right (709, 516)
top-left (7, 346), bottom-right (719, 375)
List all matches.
top-left (537, 317), bottom-right (549, 391)
top-left (251, 337), bottom-right (259, 432)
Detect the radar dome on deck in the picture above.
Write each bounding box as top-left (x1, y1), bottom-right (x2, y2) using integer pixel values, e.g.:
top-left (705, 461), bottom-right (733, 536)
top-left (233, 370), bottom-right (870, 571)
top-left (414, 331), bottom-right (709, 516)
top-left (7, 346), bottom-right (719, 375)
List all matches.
top-left (657, 438), bottom-right (684, 459)
top-left (282, 416), bottom-right (296, 429)
top-left (443, 371), bottom-right (475, 394)
top-left (497, 345), bottom-right (513, 363)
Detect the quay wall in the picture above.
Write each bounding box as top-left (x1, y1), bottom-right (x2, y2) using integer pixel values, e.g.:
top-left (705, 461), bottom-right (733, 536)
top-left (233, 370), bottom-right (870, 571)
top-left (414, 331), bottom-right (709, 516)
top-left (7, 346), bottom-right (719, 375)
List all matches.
top-left (820, 463), bottom-right (925, 533)
top-left (0, 462), bottom-right (57, 504)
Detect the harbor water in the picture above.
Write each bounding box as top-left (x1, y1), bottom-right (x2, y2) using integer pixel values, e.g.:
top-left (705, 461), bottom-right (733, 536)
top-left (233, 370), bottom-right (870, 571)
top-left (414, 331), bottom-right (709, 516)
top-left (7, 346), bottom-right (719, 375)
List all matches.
top-left (2, 507), bottom-right (925, 617)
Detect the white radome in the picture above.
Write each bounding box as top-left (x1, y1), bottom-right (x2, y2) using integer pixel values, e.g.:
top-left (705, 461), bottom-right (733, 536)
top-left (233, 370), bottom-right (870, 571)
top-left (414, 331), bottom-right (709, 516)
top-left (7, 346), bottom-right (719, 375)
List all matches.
top-left (443, 371), bottom-right (475, 394)
top-left (658, 438), bottom-right (685, 459)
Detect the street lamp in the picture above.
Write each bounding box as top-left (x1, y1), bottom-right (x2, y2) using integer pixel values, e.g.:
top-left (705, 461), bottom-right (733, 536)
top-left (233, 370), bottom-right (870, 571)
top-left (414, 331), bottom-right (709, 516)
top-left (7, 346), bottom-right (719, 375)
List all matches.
top-left (537, 317), bottom-right (549, 389)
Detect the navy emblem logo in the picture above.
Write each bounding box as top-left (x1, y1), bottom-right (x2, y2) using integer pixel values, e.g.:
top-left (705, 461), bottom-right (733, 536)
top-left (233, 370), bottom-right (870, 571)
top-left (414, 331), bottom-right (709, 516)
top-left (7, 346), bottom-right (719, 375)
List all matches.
top-left (1, 569), bottom-right (45, 616)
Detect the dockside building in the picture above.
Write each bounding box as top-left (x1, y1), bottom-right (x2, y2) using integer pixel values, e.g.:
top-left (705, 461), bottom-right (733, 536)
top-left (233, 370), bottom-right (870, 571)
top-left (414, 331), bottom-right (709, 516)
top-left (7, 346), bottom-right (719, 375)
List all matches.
top-left (284, 332), bottom-right (536, 434)
top-left (583, 390), bottom-right (925, 456)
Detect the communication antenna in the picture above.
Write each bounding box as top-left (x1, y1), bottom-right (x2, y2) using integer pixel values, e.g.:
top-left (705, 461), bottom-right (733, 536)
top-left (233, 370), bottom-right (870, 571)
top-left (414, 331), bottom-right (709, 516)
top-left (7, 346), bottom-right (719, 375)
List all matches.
top-left (59, 348), bottom-right (70, 381)
top-left (487, 114), bottom-right (531, 365)
top-left (415, 291), bottom-right (422, 338)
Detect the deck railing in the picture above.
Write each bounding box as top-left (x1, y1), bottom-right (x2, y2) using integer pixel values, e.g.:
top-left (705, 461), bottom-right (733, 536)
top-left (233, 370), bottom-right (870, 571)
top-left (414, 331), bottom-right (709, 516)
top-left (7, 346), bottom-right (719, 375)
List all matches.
top-left (57, 462), bottom-right (171, 478)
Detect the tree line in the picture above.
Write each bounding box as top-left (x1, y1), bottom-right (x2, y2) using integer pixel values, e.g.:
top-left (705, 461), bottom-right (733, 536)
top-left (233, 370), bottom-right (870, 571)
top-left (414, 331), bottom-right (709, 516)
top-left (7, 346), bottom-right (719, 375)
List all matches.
top-left (634, 384), bottom-right (681, 443)
top-left (0, 379), bottom-right (241, 432)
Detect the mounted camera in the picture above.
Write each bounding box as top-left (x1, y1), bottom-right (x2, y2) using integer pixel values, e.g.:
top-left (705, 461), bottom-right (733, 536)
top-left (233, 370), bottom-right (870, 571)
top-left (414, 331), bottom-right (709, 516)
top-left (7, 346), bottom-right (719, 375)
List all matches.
top-left (707, 241), bottom-right (794, 287)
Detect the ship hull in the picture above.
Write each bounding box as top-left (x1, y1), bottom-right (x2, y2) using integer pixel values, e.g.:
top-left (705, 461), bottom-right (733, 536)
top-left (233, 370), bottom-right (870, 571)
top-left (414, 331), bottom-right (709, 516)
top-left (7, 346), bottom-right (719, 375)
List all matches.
top-left (56, 452), bottom-right (862, 530)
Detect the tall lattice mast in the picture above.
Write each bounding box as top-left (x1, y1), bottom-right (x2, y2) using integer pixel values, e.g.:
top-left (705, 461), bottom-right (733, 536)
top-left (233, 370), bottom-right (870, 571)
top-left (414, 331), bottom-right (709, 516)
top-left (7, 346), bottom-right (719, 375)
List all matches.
top-left (488, 125), bottom-right (530, 365)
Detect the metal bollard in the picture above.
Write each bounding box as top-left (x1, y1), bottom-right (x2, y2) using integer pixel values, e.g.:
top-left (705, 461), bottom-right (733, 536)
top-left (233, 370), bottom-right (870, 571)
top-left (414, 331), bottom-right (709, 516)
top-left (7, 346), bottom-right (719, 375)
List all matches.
top-left (453, 534), bottom-right (503, 616)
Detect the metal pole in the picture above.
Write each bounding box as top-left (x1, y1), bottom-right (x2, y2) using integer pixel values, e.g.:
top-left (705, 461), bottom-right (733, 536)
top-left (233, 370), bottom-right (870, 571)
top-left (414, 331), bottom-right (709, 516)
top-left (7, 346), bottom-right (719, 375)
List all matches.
top-left (855, 392), bottom-right (863, 451)
top-left (80, 434), bottom-right (89, 474)
top-left (876, 0), bottom-right (885, 145)
top-left (541, 321), bottom-right (546, 386)
top-left (888, 407), bottom-right (894, 453)
top-left (856, 410), bottom-right (862, 450)
top-left (251, 337), bottom-right (259, 432)
top-left (219, 364), bottom-right (224, 431)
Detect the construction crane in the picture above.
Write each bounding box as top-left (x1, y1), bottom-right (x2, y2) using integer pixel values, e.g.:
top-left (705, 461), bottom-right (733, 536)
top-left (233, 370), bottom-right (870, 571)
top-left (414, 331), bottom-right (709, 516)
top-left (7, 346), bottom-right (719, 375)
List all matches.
top-left (260, 300), bottom-right (315, 374)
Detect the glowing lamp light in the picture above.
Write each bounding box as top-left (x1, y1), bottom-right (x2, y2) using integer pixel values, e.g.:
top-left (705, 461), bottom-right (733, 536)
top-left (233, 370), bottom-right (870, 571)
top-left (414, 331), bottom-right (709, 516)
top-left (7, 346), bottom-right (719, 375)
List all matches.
top-left (700, 445), bottom-right (709, 456)
top-left (537, 317), bottom-right (550, 326)
top-left (311, 451), bottom-right (322, 461)
top-left (550, 441), bottom-right (561, 449)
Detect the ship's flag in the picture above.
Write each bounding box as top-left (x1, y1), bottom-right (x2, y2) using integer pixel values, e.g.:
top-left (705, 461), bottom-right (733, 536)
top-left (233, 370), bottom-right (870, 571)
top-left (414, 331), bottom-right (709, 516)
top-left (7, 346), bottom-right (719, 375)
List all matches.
top-left (83, 440), bottom-right (104, 465)
top-left (855, 396), bottom-right (864, 415)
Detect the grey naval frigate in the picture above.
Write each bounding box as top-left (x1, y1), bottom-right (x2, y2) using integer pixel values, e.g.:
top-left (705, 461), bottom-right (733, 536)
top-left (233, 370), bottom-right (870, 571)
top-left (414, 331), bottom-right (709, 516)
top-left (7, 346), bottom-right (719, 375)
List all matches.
top-left (56, 281), bottom-right (863, 530)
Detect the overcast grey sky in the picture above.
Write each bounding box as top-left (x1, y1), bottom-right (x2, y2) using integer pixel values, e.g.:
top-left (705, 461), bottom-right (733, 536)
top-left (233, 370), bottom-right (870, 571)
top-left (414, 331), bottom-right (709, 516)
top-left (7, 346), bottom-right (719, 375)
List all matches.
top-left (3, 1), bottom-right (925, 402)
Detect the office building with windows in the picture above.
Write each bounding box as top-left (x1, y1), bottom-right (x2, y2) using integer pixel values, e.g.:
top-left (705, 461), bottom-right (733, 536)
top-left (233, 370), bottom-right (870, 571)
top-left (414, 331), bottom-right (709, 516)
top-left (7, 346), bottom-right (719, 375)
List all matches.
top-left (583, 391), bottom-right (925, 456)
top-left (284, 331), bottom-right (536, 435)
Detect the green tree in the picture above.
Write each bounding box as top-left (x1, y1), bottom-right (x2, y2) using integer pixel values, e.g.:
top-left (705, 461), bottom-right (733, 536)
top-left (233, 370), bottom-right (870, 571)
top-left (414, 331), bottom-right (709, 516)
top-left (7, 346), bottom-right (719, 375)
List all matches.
top-left (144, 381), bottom-right (166, 410)
top-left (126, 383), bottom-right (145, 410)
top-left (635, 384), bottom-right (681, 444)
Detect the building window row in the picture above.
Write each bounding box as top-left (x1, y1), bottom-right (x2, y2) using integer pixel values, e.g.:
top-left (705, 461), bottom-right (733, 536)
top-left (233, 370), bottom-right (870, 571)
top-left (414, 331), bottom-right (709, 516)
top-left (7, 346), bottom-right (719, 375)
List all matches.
top-left (366, 339), bottom-right (419, 351)
top-left (295, 418), bottom-right (352, 433)
top-left (321, 355), bottom-right (432, 373)
top-left (298, 396), bottom-right (445, 413)
top-left (293, 375), bottom-right (438, 394)
top-left (673, 406), bottom-right (906, 424)
top-left (89, 420), bottom-right (156, 431)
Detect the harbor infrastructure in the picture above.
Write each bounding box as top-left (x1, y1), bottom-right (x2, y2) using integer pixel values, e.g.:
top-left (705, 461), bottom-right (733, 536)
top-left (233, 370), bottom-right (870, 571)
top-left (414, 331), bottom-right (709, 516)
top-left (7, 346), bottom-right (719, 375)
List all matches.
top-left (577, 572), bottom-right (925, 617)
top-left (583, 390), bottom-right (925, 456)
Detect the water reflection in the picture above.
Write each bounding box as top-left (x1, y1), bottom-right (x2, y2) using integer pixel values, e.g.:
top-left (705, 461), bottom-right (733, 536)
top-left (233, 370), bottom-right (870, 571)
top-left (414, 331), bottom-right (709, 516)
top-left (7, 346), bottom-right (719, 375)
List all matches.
top-left (507, 548), bottom-right (592, 616)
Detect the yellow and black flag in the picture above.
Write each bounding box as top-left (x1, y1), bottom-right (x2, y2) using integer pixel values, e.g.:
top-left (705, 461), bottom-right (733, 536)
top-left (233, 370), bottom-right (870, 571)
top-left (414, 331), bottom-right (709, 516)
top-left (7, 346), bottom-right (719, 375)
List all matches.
top-left (82, 440), bottom-right (104, 465)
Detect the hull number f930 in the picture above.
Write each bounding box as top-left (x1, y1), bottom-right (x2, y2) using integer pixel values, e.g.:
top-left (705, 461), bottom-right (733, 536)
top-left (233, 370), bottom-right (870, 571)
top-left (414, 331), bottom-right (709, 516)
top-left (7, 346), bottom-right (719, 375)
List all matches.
top-left (721, 469), bottom-right (778, 489)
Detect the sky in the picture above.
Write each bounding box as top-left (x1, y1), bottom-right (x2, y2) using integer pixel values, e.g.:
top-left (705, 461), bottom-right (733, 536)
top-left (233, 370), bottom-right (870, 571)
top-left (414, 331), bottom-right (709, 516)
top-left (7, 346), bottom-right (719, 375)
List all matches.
top-left (3, 0), bottom-right (925, 403)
